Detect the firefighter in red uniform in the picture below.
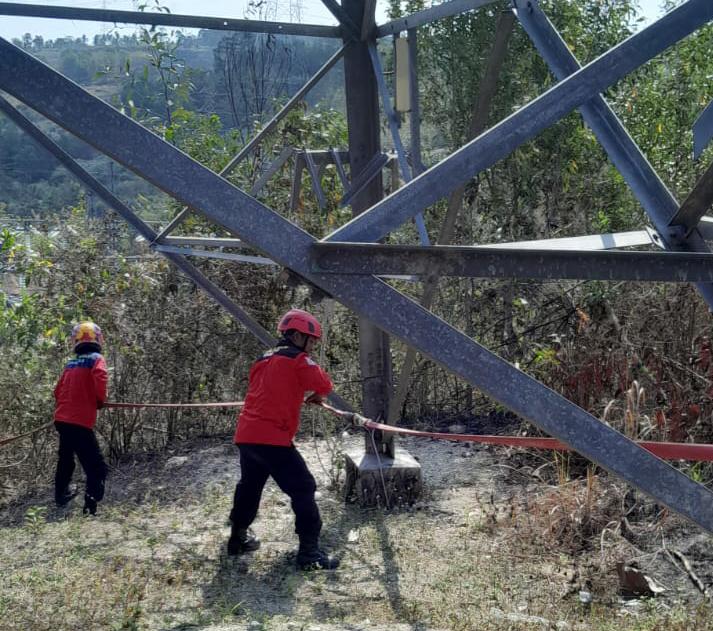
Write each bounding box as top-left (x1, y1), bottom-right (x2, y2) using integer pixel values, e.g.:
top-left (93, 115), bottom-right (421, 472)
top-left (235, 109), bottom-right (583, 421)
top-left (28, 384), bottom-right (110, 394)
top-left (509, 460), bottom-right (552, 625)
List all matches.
top-left (228, 309), bottom-right (340, 570)
top-left (53, 321), bottom-right (108, 515)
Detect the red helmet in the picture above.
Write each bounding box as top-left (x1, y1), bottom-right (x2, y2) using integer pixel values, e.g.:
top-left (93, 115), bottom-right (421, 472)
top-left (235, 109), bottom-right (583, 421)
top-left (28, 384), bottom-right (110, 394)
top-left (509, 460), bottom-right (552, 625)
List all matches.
top-left (277, 309), bottom-right (322, 339)
top-left (71, 321), bottom-right (104, 350)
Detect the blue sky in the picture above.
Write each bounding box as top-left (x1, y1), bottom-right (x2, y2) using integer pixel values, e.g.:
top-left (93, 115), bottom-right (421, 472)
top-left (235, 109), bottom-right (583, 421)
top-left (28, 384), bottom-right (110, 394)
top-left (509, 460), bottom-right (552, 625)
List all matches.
top-left (0, 0), bottom-right (666, 41)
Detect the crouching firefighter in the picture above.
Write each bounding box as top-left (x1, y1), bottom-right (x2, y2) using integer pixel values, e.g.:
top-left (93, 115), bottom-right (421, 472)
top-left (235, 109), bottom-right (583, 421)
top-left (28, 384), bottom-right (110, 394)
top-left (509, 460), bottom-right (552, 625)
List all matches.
top-left (228, 308), bottom-right (340, 570)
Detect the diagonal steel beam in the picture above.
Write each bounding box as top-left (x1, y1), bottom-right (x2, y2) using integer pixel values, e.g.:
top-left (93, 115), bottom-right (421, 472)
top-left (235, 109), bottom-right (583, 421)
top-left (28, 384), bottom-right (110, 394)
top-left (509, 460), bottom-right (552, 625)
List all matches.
top-left (311, 242), bottom-right (713, 282)
top-left (324, 0), bottom-right (713, 244)
top-left (0, 93), bottom-right (273, 346)
top-left (250, 147), bottom-right (294, 196)
top-left (330, 148), bottom-right (350, 189)
top-left (3, 39), bottom-right (713, 533)
top-left (340, 151), bottom-right (389, 207)
top-left (669, 161), bottom-right (713, 236)
top-left (153, 244), bottom-right (276, 266)
top-left (376, 0), bottom-right (499, 38)
top-left (320, 0), bottom-right (361, 39)
top-left (303, 150), bottom-right (328, 209)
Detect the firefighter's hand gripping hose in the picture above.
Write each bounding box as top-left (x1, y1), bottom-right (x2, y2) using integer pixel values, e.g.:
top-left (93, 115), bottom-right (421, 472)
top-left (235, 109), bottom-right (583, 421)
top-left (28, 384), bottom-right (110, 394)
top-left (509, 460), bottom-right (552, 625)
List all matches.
top-left (315, 401), bottom-right (368, 427)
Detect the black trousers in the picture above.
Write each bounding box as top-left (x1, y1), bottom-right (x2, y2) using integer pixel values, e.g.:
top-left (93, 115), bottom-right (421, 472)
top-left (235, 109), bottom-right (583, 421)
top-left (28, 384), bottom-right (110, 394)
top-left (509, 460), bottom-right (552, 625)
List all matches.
top-left (230, 444), bottom-right (322, 540)
top-left (54, 422), bottom-right (107, 502)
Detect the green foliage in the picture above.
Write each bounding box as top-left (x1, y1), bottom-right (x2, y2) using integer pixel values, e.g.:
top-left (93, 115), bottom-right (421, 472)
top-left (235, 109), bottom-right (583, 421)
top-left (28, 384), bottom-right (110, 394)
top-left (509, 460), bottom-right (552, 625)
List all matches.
top-left (23, 506), bottom-right (47, 533)
top-left (0, 206), bottom-right (281, 492)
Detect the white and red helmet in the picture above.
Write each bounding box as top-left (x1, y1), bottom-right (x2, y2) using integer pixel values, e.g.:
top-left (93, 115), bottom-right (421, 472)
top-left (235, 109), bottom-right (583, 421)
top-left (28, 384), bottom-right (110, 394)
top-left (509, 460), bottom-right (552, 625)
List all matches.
top-left (277, 309), bottom-right (322, 339)
top-left (71, 321), bottom-right (104, 350)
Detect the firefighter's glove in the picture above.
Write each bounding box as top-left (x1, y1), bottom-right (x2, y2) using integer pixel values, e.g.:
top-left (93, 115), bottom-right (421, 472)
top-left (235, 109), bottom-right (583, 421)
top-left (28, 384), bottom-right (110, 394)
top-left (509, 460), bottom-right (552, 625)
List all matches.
top-left (349, 413), bottom-right (368, 428)
top-left (305, 393), bottom-right (325, 405)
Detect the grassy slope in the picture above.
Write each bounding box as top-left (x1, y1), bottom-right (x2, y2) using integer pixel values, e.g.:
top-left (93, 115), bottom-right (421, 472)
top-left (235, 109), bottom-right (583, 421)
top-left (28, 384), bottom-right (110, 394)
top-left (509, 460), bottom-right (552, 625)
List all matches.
top-left (1, 434), bottom-right (712, 631)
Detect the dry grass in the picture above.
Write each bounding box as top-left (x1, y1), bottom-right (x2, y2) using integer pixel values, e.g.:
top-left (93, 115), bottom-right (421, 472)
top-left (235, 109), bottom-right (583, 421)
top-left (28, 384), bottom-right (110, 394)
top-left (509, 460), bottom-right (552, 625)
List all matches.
top-left (1, 435), bottom-right (712, 631)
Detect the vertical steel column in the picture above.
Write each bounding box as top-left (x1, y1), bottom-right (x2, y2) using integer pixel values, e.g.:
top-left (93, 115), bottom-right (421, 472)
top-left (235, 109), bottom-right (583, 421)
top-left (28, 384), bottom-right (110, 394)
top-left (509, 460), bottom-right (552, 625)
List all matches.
top-left (342, 0), bottom-right (394, 455)
top-left (388, 11), bottom-right (515, 422)
top-left (407, 28), bottom-right (425, 176)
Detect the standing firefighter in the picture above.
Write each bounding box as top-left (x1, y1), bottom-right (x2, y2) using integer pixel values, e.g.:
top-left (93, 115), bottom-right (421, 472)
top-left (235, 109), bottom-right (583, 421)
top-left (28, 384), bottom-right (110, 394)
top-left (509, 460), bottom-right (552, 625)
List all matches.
top-left (228, 308), bottom-right (339, 570)
top-left (53, 321), bottom-right (108, 515)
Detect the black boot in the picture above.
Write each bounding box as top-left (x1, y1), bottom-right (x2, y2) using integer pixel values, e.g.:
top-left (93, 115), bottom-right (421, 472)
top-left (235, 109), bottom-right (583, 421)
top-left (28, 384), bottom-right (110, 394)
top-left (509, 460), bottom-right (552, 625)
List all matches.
top-left (55, 484), bottom-right (78, 507)
top-left (83, 494), bottom-right (98, 516)
top-left (296, 534), bottom-right (340, 570)
top-left (227, 527), bottom-right (261, 555)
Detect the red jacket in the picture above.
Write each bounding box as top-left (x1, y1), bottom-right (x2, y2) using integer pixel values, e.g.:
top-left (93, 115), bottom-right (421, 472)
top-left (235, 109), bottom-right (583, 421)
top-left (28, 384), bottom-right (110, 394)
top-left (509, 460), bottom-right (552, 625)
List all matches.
top-left (235, 343), bottom-right (333, 446)
top-left (54, 353), bottom-right (108, 429)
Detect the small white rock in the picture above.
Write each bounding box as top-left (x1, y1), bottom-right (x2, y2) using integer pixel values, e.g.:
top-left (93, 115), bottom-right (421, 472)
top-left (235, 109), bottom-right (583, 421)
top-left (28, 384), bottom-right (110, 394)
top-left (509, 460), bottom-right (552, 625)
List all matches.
top-left (165, 456), bottom-right (188, 469)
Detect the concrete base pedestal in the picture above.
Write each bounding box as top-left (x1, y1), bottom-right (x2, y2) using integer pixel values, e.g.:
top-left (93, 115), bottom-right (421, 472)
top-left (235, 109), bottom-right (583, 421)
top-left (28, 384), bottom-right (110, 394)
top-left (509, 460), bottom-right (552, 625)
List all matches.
top-left (343, 446), bottom-right (422, 508)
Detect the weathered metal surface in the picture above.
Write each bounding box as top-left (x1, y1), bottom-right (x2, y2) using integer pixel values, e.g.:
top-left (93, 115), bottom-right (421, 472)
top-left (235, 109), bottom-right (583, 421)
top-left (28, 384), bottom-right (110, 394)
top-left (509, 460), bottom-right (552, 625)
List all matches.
top-left (311, 242), bottom-right (713, 282)
top-left (376, 0), bottom-right (499, 38)
top-left (289, 152), bottom-right (305, 212)
top-left (407, 29), bottom-right (425, 176)
top-left (320, 0), bottom-right (361, 39)
top-left (153, 244), bottom-right (277, 266)
top-left (4, 38), bottom-right (713, 531)
top-left (697, 217), bottom-right (713, 241)
top-left (340, 151), bottom-right (389, 207)
top-left (330, 148), bottom-right (350, 188)
top-left (342, 0), bottom-right (395, 454)
top-left (0, 2), bottom-right (341, 38)
top-left (250, 147), bottom-right (294, 196)
top-left (164, 237), bottom-right (246, 248)
top-left (694, 99), bottom-right (713, 160)
top-left (669, 161), bottom-right (713, 236)
top-left (303, 150), bottom-right (327, 209)
top-left (326, 0), bottom-right (713, 244)
top-left (482, 230), bottom-right (658, 251)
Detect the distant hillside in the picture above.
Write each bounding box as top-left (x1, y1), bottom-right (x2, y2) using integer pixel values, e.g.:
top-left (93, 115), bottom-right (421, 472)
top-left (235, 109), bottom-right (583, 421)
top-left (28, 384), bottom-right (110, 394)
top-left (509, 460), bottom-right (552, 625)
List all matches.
top-left (1, 29), bottom-right (345, 220)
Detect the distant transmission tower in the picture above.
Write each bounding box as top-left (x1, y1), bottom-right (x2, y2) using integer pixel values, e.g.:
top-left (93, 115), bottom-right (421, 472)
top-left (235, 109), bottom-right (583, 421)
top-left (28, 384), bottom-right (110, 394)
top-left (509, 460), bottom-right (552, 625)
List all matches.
top-left (100, 0), bottom-right (109, 34)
